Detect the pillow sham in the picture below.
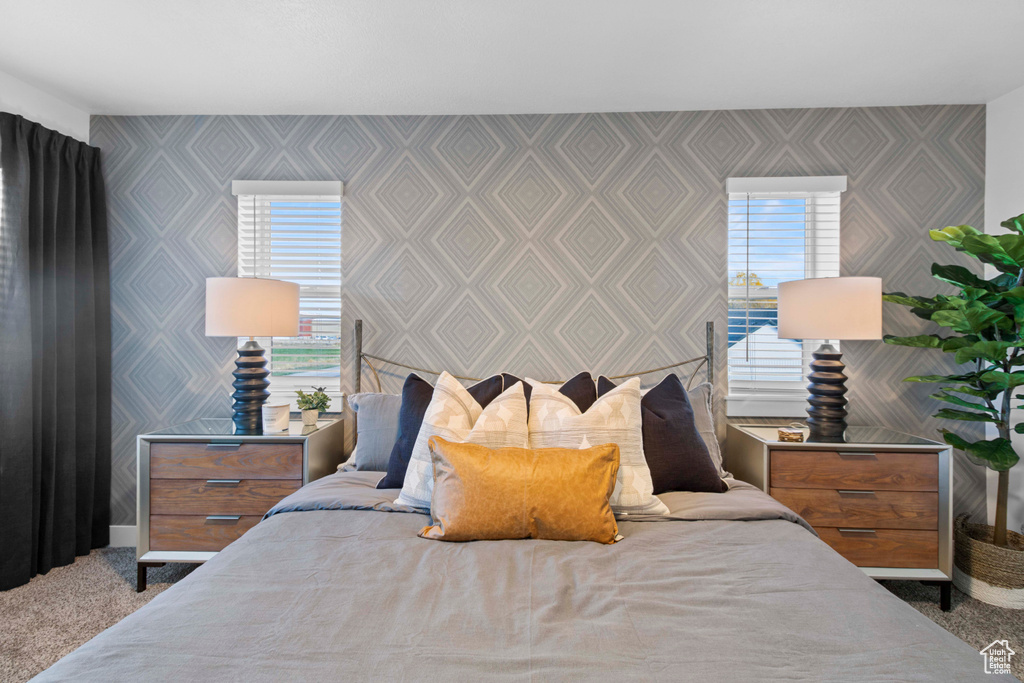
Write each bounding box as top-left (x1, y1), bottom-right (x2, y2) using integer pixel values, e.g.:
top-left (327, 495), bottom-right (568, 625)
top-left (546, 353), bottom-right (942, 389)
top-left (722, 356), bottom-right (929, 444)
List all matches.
top-left (394, 372), bottom-right (529, 509)
top-left (527, 376), bottom-right (669, 516)
top-left (597, 375), bottom-right (725, 494)
top-left (377, 373), bottom-right (504, 490)
top-left (501, 371), bottom-right (597, 414)
top-left (419, 437), bottom-right (620, 544)
top-left (344, 392), bottom-right (402, 471)
top-left (687, 382), bottom-right (726, 476)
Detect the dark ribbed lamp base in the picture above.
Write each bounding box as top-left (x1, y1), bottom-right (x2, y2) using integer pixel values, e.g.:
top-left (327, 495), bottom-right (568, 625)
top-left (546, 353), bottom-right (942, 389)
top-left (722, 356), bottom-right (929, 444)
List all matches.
top-left (232, 340), bottom-right (270, 433)
top-left (806, 343), bottom-right (848, 443)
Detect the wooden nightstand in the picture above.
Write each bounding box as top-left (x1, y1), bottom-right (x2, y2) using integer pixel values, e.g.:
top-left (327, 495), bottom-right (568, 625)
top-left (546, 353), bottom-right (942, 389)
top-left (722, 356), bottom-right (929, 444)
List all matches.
top-left (726, 424), bottom-right (953, 610)
top-left (136, 418), bottom-right (344, 591)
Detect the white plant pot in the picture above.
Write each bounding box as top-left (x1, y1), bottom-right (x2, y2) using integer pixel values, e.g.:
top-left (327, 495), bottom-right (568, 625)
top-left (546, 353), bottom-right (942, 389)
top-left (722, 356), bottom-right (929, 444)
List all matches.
top-left (953, 515), bottom-right (1024, 608)
top-left (301, 409), bottom-right (319, 426)
top-left (953, 566), bottom-right (1024, 609)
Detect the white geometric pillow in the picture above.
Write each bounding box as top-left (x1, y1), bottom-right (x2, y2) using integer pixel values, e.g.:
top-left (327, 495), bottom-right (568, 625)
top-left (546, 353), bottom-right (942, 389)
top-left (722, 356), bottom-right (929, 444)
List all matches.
top-left (395, 371), bottom-right (529, 509)
top-left (527, 376), bottom-right (669, 516)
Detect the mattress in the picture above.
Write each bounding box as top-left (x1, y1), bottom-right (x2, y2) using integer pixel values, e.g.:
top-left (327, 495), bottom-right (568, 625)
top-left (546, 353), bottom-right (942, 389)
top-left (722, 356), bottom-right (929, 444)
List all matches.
top-left (36, 472), bottom-right (1003, 681)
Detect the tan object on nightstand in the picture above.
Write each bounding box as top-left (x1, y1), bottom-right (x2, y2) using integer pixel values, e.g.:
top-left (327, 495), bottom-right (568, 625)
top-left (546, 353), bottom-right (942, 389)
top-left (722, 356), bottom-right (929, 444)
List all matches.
top-left (777, 425), bottom-right (805, 442)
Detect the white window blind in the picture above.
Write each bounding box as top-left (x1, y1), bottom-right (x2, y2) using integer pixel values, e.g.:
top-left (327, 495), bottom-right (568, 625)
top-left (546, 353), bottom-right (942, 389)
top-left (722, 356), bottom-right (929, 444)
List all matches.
top-left (726, 176), bottom-right (845, 417)
top-left (234, 181), bottom-right (343, 408)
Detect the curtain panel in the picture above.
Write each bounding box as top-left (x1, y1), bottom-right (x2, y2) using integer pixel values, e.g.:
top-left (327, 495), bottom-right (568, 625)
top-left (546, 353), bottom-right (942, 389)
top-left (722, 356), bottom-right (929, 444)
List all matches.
top-left (0, 113), bottom-right (111, 590)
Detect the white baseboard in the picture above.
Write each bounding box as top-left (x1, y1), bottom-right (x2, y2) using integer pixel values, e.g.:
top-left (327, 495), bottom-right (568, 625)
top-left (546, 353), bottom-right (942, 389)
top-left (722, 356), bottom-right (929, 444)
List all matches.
top-left (108, 525), bottom-right (136, 548)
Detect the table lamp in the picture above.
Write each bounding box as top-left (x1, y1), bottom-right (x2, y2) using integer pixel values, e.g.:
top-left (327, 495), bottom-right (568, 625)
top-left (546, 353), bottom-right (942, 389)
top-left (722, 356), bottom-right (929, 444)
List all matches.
top-left (777, 277), bottom-right (882, 442)
top-left (206, 277), bottom-right (299, 433)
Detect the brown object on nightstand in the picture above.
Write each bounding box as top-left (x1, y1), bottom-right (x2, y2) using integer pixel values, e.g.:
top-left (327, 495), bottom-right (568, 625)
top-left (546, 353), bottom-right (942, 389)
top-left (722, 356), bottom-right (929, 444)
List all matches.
top-left (136, 418), bottom-right (344, 591)
top-left (777, 426), bottom-right (804, 442)
top-left (725, 425), bottom-right (953, 611)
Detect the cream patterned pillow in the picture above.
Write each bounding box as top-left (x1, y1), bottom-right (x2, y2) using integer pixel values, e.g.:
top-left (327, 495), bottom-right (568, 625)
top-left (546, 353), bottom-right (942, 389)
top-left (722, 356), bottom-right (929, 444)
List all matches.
top-left (527, 376), bottom-right (669, 516)
top-left (395, 371), bottom-right (529, 509)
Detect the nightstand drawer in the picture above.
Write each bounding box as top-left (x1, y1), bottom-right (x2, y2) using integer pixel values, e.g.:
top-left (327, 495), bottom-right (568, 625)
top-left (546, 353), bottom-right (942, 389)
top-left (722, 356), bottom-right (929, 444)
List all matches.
top-left (817, 528), bottom-right (938, 569)
top-left (150, 514), bottom-right (263, 551)
top-left (770, 450), bottom-right (938, 491)
top-left (150, 479), bottom-right (301, 516)
top-left (770, 488), bottom-right (938, 530)
top-left (150, 442), bottom-right (303, 479)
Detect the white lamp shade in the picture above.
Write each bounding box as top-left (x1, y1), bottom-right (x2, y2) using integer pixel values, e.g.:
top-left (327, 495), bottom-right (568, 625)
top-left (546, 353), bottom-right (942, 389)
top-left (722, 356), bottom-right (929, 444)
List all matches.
top-left (777, 277), bottom-right (883, 340)
top-left (205, 277), bottom-right (300, 337)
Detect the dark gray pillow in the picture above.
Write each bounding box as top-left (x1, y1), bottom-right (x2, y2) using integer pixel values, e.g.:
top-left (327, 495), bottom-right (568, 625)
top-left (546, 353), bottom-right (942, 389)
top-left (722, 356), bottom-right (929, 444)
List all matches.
top-left (346, 393), bottom-right (402, 471)
top-left (598, 374), bottom-right (724, 494)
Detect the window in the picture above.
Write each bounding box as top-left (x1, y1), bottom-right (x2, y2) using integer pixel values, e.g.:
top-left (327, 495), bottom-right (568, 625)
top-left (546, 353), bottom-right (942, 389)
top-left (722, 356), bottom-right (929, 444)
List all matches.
top-left (232, 180), bottom-right (343, 410)
top-left (726, 176), bottom-right (846, 417)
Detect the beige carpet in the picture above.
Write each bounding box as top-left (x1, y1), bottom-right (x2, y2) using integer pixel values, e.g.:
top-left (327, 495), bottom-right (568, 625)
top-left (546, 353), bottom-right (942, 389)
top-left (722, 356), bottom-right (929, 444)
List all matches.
top-left (0, 549), bottom-right (195, 683)
top-left (882, 580), bottom-right (1024, 680)
top-left (2, 548), bottom-right (1021, 681)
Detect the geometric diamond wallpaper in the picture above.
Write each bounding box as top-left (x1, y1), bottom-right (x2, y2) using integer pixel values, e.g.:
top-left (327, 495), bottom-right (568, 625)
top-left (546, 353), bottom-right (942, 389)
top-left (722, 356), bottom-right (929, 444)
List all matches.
top-left (91, 105), bottom-right (987, 525)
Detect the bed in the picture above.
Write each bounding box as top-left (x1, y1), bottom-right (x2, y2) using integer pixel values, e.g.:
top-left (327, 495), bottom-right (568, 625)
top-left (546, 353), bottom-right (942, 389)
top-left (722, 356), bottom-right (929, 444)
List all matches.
top-left (37, 471), bottom-right (1000, 681)
top-left (35, 322), bottom-right (1005, 681)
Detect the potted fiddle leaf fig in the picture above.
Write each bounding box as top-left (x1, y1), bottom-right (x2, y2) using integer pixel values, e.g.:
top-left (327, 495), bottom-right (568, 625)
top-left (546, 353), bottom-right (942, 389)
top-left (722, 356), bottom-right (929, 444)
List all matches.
top-left (296, 386), bottom-right (331, 426)
top-left (883, 215), bottom-right (1024, 608)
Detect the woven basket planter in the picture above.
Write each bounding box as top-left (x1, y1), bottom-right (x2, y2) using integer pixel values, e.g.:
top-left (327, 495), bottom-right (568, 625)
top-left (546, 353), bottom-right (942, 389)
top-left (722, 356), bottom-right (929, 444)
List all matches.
top-left (953, 514), bottom-right (1024, 608)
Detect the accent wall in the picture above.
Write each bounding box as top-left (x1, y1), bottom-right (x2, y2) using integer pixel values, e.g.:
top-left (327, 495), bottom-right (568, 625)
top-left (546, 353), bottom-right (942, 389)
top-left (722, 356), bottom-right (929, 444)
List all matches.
top-left (91, 106), bottom-right (987, 526)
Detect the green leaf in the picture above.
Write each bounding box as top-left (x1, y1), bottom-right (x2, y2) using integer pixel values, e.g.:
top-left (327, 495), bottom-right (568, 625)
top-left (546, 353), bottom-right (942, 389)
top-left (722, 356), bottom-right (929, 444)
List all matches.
top-left (959, 234), bottom-right (1016, 263)
top-left (883, 334), bottom-right (943, 349)
top-left (980, 370), bottom-right (1024, 390)
top-left (930, 224), bottom-right (983, 247)
top-left (953, 340), bottom-right (1016, 365)
top-left (965, 301), bottom-right (1012, 332)
top-left (960, 234), bottom-right (1024, 273)
top-left (995, 234), bottom-right (1024, 266)
top-left (1001, 286), bottom-right (1024, 304)
top-left (905, 371), bottom-right (983, 384)
top-left (882, 292), bottom-right (943, 309)
top-left (1001, 213), bottom-right (1024, 235)
top-left (931, 264), bottom-right (992, 290)
top-left (932, 301), bottom-right (1012, 334)
top-left (941, 430), bottom-right (1019, 471)
top-left (934, 408), bottom-right (999, 422)
top-left (962, 286), bottom-right (999, 303)
top-left (1015, 423), bottom-right (1024, 434)
top-left (932, 390), bottom-right (997, 413)
top-left (884, 291), bottom-right (961, 322)
top-left (947, 384), bottom-right (999, 399)
top-left (938, 336), bottom-right (976, 352)
top-left (930, 309), bottom-right (970, 333)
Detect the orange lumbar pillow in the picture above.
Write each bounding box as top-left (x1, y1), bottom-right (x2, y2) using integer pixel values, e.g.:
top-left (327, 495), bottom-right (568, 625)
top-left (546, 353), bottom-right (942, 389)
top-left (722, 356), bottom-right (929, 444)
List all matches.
top-left (419, 436), bottom-right (620, 544)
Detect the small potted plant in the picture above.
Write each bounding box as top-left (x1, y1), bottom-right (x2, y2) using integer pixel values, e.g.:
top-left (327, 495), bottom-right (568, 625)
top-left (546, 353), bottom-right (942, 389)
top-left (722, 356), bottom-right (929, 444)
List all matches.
top-left (295, 386), bottom-right (331, 426)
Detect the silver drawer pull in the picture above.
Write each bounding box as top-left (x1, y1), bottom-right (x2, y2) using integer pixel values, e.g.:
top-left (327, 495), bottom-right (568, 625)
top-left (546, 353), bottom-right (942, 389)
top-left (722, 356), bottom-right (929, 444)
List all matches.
top-left (205, 479), bottom-right (241, 486)
top-left (207, 442), bottom-right (243, 449)
top-left (840, 451), bottom-right (877, 457)
top-left (205, 515), bottom-right (241, 522)
top-left (837, 490), bottom-right (876, 496)
top-left (838, 528), bottom-right (877, 534)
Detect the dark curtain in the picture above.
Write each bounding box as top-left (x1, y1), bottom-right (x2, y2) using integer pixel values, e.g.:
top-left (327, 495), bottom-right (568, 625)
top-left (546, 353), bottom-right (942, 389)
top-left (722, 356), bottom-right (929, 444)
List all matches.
top-left (0, 113), bottom-right (111, 590)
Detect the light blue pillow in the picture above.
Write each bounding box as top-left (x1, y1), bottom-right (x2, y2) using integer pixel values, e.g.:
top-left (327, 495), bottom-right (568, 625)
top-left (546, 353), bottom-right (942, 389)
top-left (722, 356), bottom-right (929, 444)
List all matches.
top-left (346, 393), bottom-right (402, 471)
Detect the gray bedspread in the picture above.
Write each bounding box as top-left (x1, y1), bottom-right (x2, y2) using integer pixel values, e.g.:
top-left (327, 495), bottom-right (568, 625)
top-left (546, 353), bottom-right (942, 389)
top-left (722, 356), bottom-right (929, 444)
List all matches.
top-left (36, 472), bottom-right (1004, 681)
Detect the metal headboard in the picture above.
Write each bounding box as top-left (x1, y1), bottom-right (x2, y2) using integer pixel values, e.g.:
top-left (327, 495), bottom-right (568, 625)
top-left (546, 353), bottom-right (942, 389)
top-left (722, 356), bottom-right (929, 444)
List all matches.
top-left (353, 319), bottom-right (715, 393)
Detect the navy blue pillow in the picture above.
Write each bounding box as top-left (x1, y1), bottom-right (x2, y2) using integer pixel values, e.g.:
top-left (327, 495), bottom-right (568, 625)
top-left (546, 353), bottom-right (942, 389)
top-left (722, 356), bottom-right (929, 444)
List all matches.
top-left (501, 371), bottom-right (597, 414)
top-left (598, 374), bottom-right (725, 495)
top-left (376, 373), bottom-right (504, 490)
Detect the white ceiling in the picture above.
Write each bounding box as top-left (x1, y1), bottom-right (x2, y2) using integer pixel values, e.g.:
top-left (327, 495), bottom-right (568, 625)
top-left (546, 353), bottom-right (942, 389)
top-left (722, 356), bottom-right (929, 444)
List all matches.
top-left (1, 0), bottom-right (1023, 116)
